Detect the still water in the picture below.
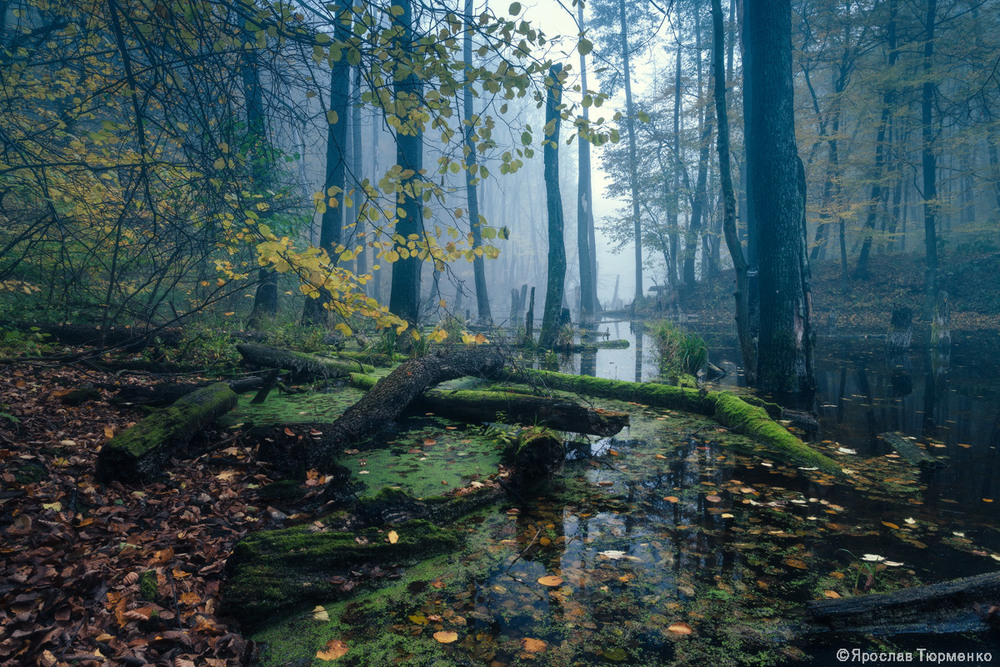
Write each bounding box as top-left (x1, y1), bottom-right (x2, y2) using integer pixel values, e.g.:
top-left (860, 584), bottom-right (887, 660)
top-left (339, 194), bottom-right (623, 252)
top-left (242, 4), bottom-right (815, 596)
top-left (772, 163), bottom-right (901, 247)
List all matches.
top-left (256, 322), bottom-right (1000, 666)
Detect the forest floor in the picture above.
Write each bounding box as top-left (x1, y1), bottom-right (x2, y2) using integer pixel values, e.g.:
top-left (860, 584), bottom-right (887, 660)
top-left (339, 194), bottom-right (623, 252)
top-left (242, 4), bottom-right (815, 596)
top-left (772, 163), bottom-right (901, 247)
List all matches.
top-left (679, 249), bottom-right (1000, 335)
top-left (0, 363), bottom-right (273, 666)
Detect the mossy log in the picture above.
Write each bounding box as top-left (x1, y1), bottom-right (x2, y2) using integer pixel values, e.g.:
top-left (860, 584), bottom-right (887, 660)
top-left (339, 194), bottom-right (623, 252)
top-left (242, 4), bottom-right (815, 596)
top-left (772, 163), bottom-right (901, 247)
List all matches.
top-left (236, 343), bottom-right (373, 381)
top-left (498, 368), bottom-right (841, 475)
top-left (349, 373), bottom-right (628, 437)
top-left (96, 382), bottom-right (238, 483)
top-left (222, 519), bottom-right (460, 628)
top-left (306, 345), bottom-right (505, 470)
top-left (111, 376), bottom-right (265, 407)
top-left (552, 339), bottom-right (630, 352)
top-left (807, 571), bottom-right (1000, 635)
top-left (878, 432), bottom-right (941, 467)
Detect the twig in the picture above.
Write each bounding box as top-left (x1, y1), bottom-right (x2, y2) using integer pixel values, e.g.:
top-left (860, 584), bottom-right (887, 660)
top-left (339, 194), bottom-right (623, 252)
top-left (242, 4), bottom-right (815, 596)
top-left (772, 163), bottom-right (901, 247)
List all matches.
top-left (165, 567), bottom-right (183, 631)
top-left (505, 527), bottom-right (542, 575)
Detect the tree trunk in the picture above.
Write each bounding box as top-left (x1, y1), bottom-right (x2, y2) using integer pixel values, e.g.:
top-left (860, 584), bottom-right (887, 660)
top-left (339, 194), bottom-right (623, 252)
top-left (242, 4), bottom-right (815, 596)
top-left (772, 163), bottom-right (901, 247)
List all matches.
top-left (307, 345), bottom-right (506, 470)
top-left (303, 11), bottom-right (350, 326)
top-left (96, 383), bottom-right (238, 482)
top-left (853, 0), bottom-right (897, 281)
top-left (711, 0), bottom-right (755, 385)
top-left (239, 18), bottom-right (278, 330)
top-left (684, 6), bottom-right (713, 294)
top-left (352, 67), bottom-right (366, 282)
top-left (388, 0), bottom-right (423, 325)
top-left (921, 0), bottom-right (939, 319)
top-left (619, 0), bottom-right (643, 300)
top-left (577, 0), bottom-right (596, 321)
top-left (538, 65), bottom-right (567, 350)
top-left (464, 0), bottom-right (491, 323)
top-left (743, 0), bottom-right (814, 393)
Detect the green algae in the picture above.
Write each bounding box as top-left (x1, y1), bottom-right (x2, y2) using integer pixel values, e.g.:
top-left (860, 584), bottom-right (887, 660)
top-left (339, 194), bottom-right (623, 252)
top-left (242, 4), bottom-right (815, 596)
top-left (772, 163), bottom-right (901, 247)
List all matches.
top-left (341, 417), bottom-right (502, 499)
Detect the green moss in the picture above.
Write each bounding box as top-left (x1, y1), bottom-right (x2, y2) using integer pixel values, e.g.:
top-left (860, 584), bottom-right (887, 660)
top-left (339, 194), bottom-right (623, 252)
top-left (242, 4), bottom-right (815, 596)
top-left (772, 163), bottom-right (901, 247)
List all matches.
top-left (138, 569), bottom-right (158, 601)
top-left (223, 519), bottom-right (461, 627)
top-left (710, 392), bottom-right (840, 475)
top-left (221, 386), bottom-right (369, 427)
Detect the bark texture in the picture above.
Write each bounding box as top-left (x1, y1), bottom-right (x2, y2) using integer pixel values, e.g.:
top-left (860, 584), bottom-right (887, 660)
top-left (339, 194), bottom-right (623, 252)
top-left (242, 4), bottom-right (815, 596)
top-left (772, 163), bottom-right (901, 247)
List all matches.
top-left (742, 0), bottom-right (815, 393)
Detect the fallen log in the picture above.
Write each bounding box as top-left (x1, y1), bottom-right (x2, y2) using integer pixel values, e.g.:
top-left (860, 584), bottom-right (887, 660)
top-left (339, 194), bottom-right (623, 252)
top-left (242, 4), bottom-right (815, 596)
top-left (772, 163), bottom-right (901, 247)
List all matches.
top-left (878, 432), bottom-right (941, 467)
top-left (111, 376), bottom-right (265, 407)
top-left (306, 345), bottom-right (505, 470)
top-left (96, 382), bottom-right (238, 483)
top-left (552, 339), bottom-right (630, 353)
top-left (236, 343), bottom-right (373, 381)
top-left (17, 323), bottom-right (183, 349)
top-left (498, 367), bottom-right (841, 475)
top-left (348, 373), bottom-right (628, 437)
top-left (807, 570), bottom-right (1000, 635)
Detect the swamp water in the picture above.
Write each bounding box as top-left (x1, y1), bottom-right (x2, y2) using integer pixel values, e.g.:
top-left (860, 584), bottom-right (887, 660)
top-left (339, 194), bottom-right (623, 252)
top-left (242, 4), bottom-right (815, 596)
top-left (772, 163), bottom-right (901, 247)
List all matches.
top-left (248, 327), bottom-right (1000, 666)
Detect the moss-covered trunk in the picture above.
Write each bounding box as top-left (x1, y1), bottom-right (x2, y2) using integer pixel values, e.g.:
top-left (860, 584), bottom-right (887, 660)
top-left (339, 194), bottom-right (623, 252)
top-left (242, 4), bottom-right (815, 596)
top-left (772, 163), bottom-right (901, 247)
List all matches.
top-left (498, 368), bottom-right (840, 474)
top-left (348, 373), bottom-right (628, 437)
top-left (236, 343), bottom-right (373, 381)
top-left (96, 382), bottom-right (238, 483)
top-left (306, 345), bottom-right (505, 470)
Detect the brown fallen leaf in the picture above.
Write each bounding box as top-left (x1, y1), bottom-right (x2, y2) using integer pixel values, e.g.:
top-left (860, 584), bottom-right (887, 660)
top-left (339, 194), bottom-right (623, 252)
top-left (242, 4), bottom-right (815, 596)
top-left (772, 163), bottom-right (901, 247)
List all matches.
top-left (823, 590), bottom-right (841, 599)
top-left (537, 575), bottom-right (564, 587)
top-left (667, 622), bottom-right (694, 635)
top-left (521, 638), bottom-right (547, 653)
top-left (784, 558), bottom-right (809, 570)
top-left (433, 630), bottom-right (458, 644)
top-left (316, 639), bottom-right (349, 660)
top-left (664, 496), bottom-right (680, 503)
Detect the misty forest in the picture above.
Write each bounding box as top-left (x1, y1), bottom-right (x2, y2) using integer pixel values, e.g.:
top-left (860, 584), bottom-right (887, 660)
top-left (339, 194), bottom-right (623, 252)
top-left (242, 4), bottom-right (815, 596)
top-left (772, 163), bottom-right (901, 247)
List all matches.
top-left (3, 0), bottom-right (1000, 664)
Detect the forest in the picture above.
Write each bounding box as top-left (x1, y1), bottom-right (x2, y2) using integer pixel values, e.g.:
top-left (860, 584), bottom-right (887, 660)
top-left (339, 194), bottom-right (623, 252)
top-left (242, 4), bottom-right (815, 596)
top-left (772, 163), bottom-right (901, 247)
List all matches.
top-left (2, 0), bottom-right (1000, 665)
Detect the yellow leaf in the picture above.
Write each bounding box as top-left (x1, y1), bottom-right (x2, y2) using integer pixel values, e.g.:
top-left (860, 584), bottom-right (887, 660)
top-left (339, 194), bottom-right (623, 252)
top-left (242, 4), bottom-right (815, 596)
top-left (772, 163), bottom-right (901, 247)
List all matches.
top-left (433, 630), bottom-right (458, 644)
top-left (312, 605), bottom-right (330, 621)
top-left (326, 110), bottom-right (340, 124)
top-left (316, 639), bottom-right (348, 660)
top-left (388, 530), bottom-right (398, 544)
top-left (42, 502), bottom-right (62, 512)
top-left (823, 590), bottom-right (841, 599)
top-left (224, 311), bottom-right (235, 317)
top-left (537, 575), bottom-right (563, 587)
top-left (104, 425), bottom-right (115, 439)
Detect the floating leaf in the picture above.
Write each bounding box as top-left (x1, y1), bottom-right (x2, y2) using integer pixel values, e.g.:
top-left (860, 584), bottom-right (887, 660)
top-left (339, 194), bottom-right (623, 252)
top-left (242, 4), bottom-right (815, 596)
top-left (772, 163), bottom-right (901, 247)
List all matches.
top-left (664, 496), bottom-right (680, 503)
top-left (705, 495), bottom-right (722, 503)
top-left (433, 630), bottom-right (458, 644)
top-left (388, 530), bottom-right (399, 544)
top-left (316, 639), bottom-right (348, 661)
top-left (522, 637), bottom-right (547, 653)
top-left (312, 605), bottom-right (330, 621)
top-left (784, 558), bottom-right (808, 570)
top-left (667, 622), bottom-right (693, 635)
top-left (408, 613), bottom-right (428, 625)
top-left (860, 554), bottom-right (885, 562)
top-left (537, 575), bottom-right (563, 587)
top-left (881, 521), bottom-right (900, 530)
top-left (599, 550), bottom-right (627, 560)
top-left (823, 590), bottom-right (841, 599)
